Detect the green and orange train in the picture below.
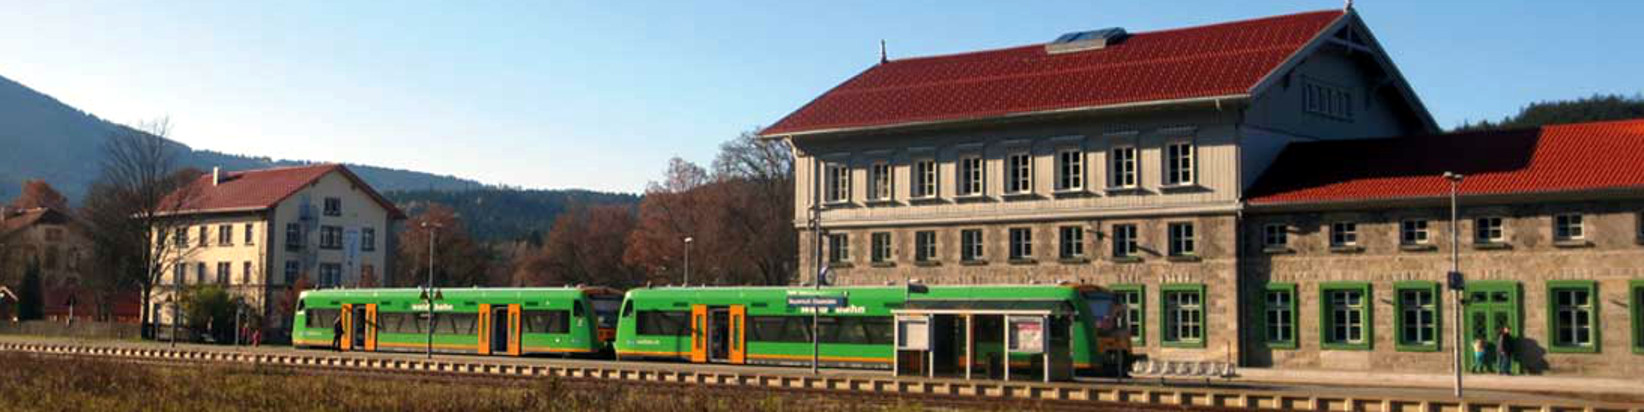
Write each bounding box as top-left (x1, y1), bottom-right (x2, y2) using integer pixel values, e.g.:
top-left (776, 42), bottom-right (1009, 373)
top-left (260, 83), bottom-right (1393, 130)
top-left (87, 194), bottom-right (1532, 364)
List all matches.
top-left (292, 287), bottom-right (623, 356)
top-left (292, 283), bottom-right (1132, 376)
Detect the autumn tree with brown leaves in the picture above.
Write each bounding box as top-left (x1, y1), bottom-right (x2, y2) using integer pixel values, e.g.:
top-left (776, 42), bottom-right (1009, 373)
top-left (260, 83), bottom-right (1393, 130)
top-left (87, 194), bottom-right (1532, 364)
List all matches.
top-left (622, 131), bottom-right (796, 286)
top-left (516, 204), bottom-right (643, 287)
top-left (396, 203), bottom-right (491, 287)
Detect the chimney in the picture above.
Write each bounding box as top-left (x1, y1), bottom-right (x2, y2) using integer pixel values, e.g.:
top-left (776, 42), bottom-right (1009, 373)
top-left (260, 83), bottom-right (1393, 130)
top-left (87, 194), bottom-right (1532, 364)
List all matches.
top-left (212, 167), bottom-right (221, 186)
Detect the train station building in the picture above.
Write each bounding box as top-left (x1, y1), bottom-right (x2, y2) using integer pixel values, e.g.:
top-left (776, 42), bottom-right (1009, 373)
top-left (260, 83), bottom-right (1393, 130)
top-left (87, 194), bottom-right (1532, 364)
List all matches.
top-left (759, 7), bottom-right (1644, 378)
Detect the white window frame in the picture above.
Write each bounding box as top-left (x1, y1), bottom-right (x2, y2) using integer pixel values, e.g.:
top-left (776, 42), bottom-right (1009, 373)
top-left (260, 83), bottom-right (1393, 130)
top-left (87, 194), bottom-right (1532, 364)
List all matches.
top-left (1055, 148), bottom-right (1084, 192)
top-left (1008, 227), bottom-right (1032, 260)
top-left (1551, 287), bottom-right (1595, 348)
top-left (957, 155), bottom-right (984, 197)
top-left (912, 159), bottom-right (937, 199)
top-left (960, 229), bottom-right (984, 262)
top-left (1168, 222), bottom-right (1196, 257)
top-left (1006, 152), bottom-right (1032, 194)
top-left (1109, 146), bottom-right (1138, 189)
top-left (1263, 224), bottom-right (1288, 249)
top-left (870, 232), bottom-right (892, 263)
top-left (1327, 289), bottom-right (1366, 344)
top-left (1475, 217), bottom-right (1505, 243)
top-left (1330, 222), bottom-right (1358, 247)
top-left (914, 231), bottom-right (937, 262)
top-left (1164, 289), bottom-right (1204, 344)
top-left (827, 233), bottom-right (850, 264)
top-left (1554, 214), bottom-right (1584, 241)
top-left (1163, 141), bottom-right (1195, 186)
top-left (1058, 226), bottom-right (1084, 259)
top-left (823, 161), bottom-right (851, 204)
top-left (868, 162), bottom-right (893, 202)
top-left (1400, 219), bottom-right (1430, 245)
top-left (1112, 224), bottom-right (1138, 258)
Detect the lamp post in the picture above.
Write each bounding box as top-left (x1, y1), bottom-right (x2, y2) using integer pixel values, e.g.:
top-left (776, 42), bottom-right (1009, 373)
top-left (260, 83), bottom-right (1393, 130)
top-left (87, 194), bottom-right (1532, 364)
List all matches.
top-left (1443, 171), bottom-right (1465, 398)
top-left (682, 237), bottom-right (693, 286)
top-left (421, 221), bottom-right (442, 359)
top-left (167, 293), bottom-right (177, 348)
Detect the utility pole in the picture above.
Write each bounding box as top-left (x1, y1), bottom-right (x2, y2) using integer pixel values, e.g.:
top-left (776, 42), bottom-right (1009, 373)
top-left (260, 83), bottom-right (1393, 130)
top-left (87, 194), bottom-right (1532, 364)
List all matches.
top-left (1443, 171), bottom-right (1465, 398)
top-left (810, 155), bottom-right (824, 375)
top-left (421, 221), bottom-right (442, 359)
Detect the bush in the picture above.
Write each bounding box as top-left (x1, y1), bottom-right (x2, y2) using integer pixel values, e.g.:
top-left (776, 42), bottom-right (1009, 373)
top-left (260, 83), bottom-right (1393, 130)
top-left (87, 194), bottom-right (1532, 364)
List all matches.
top-left (181, 285), bottom-right (236, 342)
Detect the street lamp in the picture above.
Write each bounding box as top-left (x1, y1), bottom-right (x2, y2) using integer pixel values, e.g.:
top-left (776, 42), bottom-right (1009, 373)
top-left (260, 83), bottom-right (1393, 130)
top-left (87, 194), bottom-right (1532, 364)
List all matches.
top-left (421, 221), bottom-right (442, 359)
top-left (682, 237), bottom-right (693, 286)
top-left (1443, 171), bottom-right (1465, 398)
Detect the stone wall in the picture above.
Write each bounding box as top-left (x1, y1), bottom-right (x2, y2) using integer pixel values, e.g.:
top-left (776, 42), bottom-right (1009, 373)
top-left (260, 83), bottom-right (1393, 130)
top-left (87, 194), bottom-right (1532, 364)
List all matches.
top-left (0, 320), bottom-right (142, 340)
top-left (802, 213), bottom-right (1242, 363)
top-left (1242, 199), bottom-right (1644, 379)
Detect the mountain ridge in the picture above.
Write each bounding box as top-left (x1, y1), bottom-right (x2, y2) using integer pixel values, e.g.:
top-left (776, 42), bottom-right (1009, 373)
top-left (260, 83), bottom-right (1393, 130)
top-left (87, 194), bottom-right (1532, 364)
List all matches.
top-left (0, 73), bottom-right (487, 201)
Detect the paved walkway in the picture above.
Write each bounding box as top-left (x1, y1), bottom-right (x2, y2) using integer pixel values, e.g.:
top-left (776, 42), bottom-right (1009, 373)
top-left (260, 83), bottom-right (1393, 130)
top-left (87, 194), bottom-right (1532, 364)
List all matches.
top-left (4, 334), bottom-right (1641, 406)
top-left (1231, 367), bottom-right (1644, 399)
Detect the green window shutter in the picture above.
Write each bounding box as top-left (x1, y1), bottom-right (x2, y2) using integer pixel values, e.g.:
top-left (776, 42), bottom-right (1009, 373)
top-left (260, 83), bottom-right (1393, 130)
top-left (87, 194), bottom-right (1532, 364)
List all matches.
top-left (1111, 284), bottom-right (1146, 345)
top-left (1546, 280), bottom-right (1600, 354)
top-left (1160, 283), bottom-right (1207, 348)
top-left (1263, 283), bottom-right (1298, 349)
top-left (1394, 281), bottom-right (1441, 352)
top-left (1319, 282), bottom-right (1373, 351)
top-left (1632, 280), bottom-right (1644, 354)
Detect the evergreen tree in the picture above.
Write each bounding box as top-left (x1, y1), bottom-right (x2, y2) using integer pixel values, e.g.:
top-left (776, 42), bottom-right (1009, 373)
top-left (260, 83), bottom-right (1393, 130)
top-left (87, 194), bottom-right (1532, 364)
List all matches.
top-left (1456, 93), bottom-right (1644, 131)
top-left (18, 259), bottom-right (43, 321)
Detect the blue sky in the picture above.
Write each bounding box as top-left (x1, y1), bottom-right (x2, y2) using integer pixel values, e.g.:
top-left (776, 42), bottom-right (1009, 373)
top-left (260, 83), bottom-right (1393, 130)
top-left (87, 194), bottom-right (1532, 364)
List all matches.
top-left (1, 1), bottom-right (1639, 193)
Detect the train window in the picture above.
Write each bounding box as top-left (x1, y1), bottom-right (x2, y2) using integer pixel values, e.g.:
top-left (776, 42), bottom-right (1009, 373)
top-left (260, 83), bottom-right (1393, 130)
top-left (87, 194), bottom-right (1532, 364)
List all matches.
top-left (387, 313), bottom-right (427, 334)
top-left (636, 311), bottom-right (689, 336)
top-left (305, 309), bottom-right (338, 329)
top-left (573, 301), bottom-right (585, 318)
top-left (436, 313), bottom-right (478, 335)
top-left (522, 311), bottom-right (570, 334)
top-left (748, 316), bottom-right (812, 343)
top-left (861, 317), bottom-right (893, 345)
top-left (621, 300), bottom-right (634, 317)
top-left (590, 296), bottom-right (622, 329)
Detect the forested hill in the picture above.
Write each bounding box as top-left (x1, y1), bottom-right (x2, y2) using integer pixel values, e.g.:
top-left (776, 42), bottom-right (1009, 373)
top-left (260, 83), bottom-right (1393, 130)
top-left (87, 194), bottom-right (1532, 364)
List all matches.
top-left (385, 188), bottom-right (641, 243)
top-left (1454, 93), bottom-right (1644, 131)
top-left (0, 73), bottom-right (484, 201)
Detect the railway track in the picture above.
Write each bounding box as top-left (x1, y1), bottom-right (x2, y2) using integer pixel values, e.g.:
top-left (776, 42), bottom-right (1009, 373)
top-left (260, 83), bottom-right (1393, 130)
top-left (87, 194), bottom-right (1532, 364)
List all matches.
top-left (3, 341), bottom-right (1640, 412)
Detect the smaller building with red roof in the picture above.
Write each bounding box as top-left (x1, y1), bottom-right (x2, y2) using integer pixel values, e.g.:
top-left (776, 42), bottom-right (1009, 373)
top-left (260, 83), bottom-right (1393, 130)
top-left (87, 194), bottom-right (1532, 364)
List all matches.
top-left (1240, 119), bottom-right (1644, 378)
top-left (149, 163), bottom-right (404, 342)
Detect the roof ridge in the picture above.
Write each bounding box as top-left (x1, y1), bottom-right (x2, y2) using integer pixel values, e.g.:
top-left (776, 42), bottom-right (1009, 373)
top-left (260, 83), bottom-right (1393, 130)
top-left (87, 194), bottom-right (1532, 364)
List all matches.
top-left (880, 9), bottom-right (1342, 65)
top-left (837, 45), bottom-right (1299, 95)
top-left (224, 162), bottom-right (340, 175)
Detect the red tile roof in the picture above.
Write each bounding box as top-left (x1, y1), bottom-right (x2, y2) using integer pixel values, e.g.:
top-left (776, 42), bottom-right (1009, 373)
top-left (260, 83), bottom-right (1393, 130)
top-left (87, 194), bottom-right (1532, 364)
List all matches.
top-left (162, 164), bottom-right (405, 218)
top-left (1246, 119), bottom-right (1644, 205)
top-left (762, 10), bottom-right (1345, 136)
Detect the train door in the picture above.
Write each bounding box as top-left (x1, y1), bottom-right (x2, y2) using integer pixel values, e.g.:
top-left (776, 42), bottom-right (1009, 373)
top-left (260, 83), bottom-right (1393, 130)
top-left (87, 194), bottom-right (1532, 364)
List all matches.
top-left (506, 304), bottom-right (521, 356)
top-left (708, 308), bottom-right (730, 362)
top-left (478, 304), bottom-right (492, 355)
top-left (728, 305), bottom-right (746, 364)
top-left (339, 303), bottom-right (354, 351)
top-left (690, 305), bottom-right (708, 363)
top-left (489, 305), bottom-right (509, 355)
top-left (364, 304), bottom-right (378, 352)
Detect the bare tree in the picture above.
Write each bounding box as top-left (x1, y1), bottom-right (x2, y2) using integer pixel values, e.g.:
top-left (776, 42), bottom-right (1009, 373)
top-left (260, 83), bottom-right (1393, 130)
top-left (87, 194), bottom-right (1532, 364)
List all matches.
top-left (81, 119), bottom-right (206, 338)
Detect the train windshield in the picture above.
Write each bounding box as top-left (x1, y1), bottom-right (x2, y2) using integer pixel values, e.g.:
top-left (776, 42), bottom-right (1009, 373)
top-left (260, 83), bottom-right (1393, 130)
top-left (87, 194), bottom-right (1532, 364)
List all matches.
top-left (589, 295), bottom-right (622, 329)
top-left (1081, 291), bottom-right (1126, 337)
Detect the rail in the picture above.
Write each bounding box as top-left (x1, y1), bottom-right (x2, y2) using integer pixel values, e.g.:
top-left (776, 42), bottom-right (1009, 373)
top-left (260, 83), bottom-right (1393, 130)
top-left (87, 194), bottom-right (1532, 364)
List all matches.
top-left (1, 341), bottom-right (1638, 412)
